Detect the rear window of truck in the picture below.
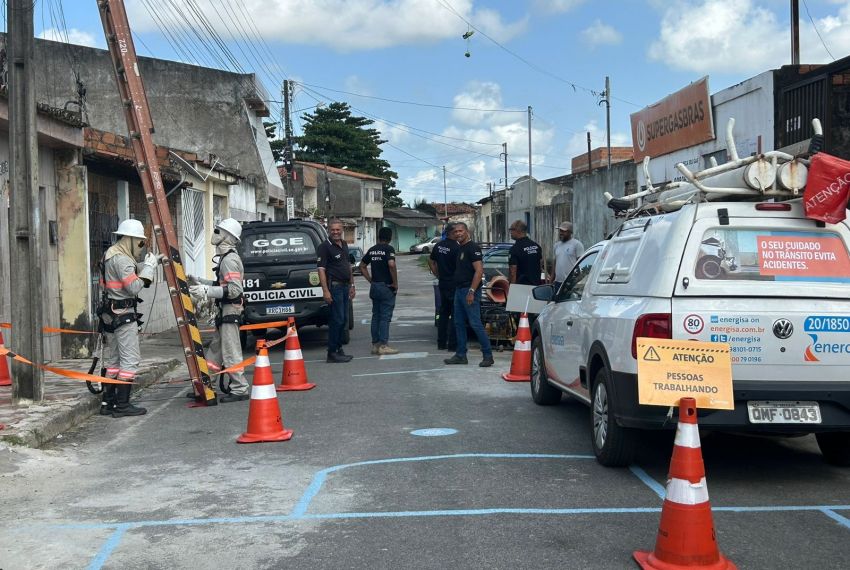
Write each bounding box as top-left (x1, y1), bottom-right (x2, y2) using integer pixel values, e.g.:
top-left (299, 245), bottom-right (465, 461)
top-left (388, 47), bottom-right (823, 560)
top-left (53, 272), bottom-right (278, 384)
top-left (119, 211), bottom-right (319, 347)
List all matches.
top-left (694, 228), bottom-right (850, 283)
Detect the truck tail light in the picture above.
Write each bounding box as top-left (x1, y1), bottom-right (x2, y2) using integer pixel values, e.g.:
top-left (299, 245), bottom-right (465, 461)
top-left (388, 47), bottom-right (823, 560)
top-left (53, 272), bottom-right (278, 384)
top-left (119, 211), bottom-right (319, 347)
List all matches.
top-left (631, 313), bottom-right (672, 358)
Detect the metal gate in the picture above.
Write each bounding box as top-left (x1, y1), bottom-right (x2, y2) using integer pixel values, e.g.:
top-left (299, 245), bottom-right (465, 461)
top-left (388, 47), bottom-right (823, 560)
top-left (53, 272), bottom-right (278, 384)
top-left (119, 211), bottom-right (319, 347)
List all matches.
top-left (181, 187), bottom-right (206, 278)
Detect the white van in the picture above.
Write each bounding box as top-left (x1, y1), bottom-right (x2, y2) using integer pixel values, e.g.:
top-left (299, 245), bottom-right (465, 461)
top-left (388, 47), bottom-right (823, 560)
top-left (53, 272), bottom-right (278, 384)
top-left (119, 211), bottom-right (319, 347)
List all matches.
top-left (530, 198), bottom-right (850, 467)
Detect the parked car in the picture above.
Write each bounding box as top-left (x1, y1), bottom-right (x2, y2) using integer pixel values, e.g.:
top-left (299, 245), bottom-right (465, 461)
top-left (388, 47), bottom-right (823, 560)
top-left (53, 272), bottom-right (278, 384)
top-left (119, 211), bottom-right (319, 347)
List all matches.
top-left (529, 199), bottom-right (850, 467)
top-left (238, 220), bottom-right (353, 348)
top-left (410, 236), bottom-right (441, 254)
top-left (350, 246), bottom-right (364, 275)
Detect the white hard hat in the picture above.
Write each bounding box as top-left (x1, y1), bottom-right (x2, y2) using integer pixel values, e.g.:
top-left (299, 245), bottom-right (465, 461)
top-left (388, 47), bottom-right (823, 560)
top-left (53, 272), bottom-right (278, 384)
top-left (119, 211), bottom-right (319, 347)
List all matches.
top-left (216, 218), bottom-right (242, 242)
top-left (114, 219), bottom-right (146, 239)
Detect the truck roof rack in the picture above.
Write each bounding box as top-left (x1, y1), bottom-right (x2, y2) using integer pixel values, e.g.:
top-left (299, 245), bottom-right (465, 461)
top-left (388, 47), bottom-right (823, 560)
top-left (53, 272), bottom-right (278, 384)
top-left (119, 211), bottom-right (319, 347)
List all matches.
top-left (605, 118), bottom-right (821, 219)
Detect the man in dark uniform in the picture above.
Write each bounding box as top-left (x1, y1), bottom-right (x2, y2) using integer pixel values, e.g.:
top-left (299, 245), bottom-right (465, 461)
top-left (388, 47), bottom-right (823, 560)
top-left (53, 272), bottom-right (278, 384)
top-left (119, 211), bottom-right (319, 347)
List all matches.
top-left (317, 219), bottom-right (356, 363)
top-left (428, 223), bottom-right (458, 351)
top-left (508, 220), bottom-right (544, 286)
top-left (360, 227), bottom-right (399, 355)
top-left (444, 222), bottom-right (494, 367)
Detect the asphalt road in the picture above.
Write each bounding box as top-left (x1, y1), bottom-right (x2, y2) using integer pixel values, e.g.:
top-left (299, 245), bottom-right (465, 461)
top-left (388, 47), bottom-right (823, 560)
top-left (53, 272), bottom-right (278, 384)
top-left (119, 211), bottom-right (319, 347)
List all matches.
top-left (1, 255), bottom-right (849, 569)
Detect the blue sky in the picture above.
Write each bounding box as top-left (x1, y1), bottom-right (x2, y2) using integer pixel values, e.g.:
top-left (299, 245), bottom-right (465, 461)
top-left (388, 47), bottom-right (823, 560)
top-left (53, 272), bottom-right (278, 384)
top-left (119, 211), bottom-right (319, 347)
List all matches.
top-left (16, 0), bottom-right (850, 206)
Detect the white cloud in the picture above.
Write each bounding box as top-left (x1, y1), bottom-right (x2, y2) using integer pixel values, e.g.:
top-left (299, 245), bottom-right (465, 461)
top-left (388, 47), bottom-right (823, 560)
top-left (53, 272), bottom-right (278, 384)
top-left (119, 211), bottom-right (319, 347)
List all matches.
top-left (127, 0), bottom-right (527, 52)
top-left (580, 20), bottom-right (622, 48)
top-left (533, 0), bottom-right (587, 14)
top-left (38, 28), bottom-right (101, 48)
top-left (648, 0), bottom-right (850, 73)
top-left (344, 76), bottom-right (373, 96)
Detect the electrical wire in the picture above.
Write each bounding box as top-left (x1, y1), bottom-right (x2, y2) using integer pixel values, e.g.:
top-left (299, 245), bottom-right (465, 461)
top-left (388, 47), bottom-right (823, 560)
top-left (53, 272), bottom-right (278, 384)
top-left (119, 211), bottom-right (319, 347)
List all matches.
top-left (802, 0), bottom-right (835, 61)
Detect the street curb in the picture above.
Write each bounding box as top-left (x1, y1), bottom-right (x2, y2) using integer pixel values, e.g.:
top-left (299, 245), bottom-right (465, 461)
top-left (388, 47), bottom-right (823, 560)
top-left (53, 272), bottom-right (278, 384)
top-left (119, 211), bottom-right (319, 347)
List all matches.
top-left (0, 358), bottom-right (181, 448)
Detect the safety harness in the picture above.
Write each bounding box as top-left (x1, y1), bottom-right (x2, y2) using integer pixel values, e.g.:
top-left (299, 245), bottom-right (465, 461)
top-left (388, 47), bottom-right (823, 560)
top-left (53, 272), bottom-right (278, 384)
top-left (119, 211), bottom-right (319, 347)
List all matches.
top-left (96, 256), bottom-right (143, 333)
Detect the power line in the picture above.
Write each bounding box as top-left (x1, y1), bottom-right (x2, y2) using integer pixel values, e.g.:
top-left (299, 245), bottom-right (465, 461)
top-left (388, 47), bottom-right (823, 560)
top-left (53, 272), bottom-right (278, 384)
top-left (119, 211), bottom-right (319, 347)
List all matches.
top-left (802, 0), bottom-right (835, 61)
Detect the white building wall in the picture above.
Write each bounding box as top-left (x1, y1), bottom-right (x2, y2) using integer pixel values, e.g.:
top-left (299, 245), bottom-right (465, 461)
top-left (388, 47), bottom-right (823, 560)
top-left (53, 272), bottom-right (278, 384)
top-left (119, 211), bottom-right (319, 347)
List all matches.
top-left (227, 180), bottom-right (258, 221)
top-left (638, 72), bottom-right (775, 187)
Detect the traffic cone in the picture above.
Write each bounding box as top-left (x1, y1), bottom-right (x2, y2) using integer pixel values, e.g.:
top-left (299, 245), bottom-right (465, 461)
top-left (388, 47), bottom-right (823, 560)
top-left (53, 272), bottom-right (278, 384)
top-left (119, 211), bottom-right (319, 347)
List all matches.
top-left (277, 319), bottom-right (315, 392)
top-left (633, 398), bottom-right (736, 570)
top-left (237, 339), bottom-right (293, 444)
top-left (502, 313), bottom-right (532, 382)
top-left (0, 331), bottom-right (11, 387)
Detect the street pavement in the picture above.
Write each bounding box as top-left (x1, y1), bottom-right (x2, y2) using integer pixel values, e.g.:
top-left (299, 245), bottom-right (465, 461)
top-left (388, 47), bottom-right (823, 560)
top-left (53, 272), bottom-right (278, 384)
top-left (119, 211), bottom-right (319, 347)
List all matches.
top-left (1, 255), bottom-right (850, 569)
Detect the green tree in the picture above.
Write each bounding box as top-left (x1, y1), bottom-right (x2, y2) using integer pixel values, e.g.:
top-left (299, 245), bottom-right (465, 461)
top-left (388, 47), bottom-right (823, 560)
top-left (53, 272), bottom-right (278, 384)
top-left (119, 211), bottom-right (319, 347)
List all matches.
top-left (295, 102), bottom-right (403, 208)
top-left (264, 121), bottom-right (285, 163)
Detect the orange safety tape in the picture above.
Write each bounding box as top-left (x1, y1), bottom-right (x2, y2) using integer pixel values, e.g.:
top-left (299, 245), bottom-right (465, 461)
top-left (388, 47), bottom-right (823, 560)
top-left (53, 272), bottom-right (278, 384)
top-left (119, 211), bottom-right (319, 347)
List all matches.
top-left (0, 322), bottom-right (10, 329)
top-left (239, 320), bottom-right (289, 331)
top-left (209, 355), bottom-right (257, 376)
top-left (265, 336), bottom-right (287, 349)
top-left (42, 327), bottom-right (97, 335)
top-left (0, 345), bottom-right (131, 385)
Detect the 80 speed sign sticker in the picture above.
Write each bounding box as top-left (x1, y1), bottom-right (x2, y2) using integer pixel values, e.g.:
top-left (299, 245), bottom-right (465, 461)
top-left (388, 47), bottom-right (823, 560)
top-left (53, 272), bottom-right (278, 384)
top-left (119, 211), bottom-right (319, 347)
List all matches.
top-left (683, 314), bottom-right (704, 335)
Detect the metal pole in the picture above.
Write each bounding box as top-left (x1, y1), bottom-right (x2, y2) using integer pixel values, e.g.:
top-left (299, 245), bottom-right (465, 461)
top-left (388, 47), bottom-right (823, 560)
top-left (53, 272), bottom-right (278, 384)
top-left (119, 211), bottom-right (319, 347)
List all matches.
top-left (605, 76), bottom-right (612, 174)
top-left (527, 106), bottom-right (533, 181)
top-left (586, 132), bottom-right (592, 174)
top-left (283, 79), bottom-right (293, 216)
top-left (791, 0), bottom-right (800, 65)
top-left (502, 142), bottom-right (508, 188)
top-left (8, 0), bottom-right (44, 401)
top-left (442, 165), bottom-right (448, 220)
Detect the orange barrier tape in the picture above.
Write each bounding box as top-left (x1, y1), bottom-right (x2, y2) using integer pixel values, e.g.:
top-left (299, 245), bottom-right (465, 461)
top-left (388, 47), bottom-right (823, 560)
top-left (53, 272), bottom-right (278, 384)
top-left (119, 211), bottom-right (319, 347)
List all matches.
top-left (0, 345), bottom-right (130, 385)
top-left (239, 320), bottom-right (289, 331)
top-left (42, 327), bottom-right (97, 335)
top-left (0, 322), bottom-right (10, 329)
top-left (210, 355), bottom-right (257, 377)
top-left (265, 336), bottom-right (287, 349)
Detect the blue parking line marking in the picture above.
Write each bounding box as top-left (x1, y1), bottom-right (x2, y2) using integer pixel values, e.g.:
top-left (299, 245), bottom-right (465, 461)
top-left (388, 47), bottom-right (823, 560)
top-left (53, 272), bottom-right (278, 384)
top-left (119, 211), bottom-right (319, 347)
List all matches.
top-left (290, 453), bottom-right (595, 517)
top-left (87, 525), bottom-right (128, 570)
top-left (629, 465), bottom-right (666, 499)
top-left (819, 509), bottom-right (850, 530)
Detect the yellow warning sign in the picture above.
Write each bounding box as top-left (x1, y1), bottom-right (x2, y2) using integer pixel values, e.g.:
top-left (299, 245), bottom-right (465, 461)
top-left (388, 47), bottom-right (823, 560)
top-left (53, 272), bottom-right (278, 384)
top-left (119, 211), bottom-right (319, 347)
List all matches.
top-left (636, 337), bottom-right (734, 410)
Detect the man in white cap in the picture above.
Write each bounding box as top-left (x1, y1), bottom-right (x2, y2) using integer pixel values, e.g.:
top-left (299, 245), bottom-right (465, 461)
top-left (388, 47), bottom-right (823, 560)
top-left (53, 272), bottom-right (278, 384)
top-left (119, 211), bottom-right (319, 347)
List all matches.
top-left (550, 221), bottom-right (585, 290)
top-left (189, 218), bottom-right (248, 403)
top-left (99, 218), bottom-right (163, 417)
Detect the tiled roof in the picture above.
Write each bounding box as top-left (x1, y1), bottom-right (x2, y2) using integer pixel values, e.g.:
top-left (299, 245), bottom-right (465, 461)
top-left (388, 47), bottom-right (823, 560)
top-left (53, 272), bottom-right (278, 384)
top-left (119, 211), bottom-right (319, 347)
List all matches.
top-left (287, 161), bottom-right (385, 182)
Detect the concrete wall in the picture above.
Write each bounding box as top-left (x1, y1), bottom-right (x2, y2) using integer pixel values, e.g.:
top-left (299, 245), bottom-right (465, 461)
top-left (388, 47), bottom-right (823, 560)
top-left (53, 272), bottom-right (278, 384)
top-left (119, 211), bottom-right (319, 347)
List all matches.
top-left (4, 35), bottom-right (284, 204)
top-left (506, 177), bottom-right (565, 238)
top-left (637, 72), bottom-right (775, 188)
top-left (571, 161), bottom-right (635, 247)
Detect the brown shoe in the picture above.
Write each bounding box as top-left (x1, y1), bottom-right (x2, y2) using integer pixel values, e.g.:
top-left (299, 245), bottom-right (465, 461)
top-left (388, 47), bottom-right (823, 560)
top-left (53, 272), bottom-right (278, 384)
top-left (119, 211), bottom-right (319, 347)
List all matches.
top-left (377, 344), bottom-right (399, 355)
top-left (371, 343), bottom-right (380, 355)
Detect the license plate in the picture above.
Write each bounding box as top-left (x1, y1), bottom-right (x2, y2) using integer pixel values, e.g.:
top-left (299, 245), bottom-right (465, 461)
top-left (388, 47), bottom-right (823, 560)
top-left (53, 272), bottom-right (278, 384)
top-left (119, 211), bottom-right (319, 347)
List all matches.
top-left (265, 304), bottom-right (295, 315)
top-left (747, 401), bottom-right (821, 424)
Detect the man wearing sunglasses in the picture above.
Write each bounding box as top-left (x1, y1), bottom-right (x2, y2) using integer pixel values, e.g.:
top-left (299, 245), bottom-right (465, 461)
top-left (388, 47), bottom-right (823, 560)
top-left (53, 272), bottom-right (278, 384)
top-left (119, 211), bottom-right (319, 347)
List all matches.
top-left (98, 218), bottom-right (163, 417)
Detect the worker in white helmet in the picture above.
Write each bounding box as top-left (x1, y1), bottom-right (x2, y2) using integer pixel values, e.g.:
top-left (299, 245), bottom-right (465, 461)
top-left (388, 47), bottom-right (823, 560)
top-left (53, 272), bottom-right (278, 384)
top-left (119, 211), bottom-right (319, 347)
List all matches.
top-left (98, 218), bottom-right (163, 417)
top-left (189, 218), bottom-right (248, 403)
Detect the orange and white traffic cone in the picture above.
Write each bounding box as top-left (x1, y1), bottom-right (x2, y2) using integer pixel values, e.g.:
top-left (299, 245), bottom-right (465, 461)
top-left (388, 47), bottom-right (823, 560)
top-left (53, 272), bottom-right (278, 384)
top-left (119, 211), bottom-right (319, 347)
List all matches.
top-left (0, 331), bottom-right (11, 387)
top-left (237, 339), bottom-right (293, 444)
top-left (502, 313), bottom-right (532, 382)
top-left (277, 319), bottom-right (315, 392)
top-left (634, 397), bottom-right (736, 570)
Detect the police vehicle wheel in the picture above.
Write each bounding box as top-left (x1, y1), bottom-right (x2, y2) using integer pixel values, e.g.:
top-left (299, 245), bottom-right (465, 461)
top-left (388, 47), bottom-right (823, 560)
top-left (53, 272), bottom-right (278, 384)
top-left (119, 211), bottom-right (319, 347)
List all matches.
top-left (530, 336), bottom-right (561, 405)
top-left (590, 367), bottom-right (637, 467)
top-left (816, 432), bottom-right (850, 466)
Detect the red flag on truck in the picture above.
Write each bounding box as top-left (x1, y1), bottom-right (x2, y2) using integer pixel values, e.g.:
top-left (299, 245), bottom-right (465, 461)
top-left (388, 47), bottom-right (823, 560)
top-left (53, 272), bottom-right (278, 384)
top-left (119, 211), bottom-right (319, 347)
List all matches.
top-left (803, 152), bottom-right (850, 224)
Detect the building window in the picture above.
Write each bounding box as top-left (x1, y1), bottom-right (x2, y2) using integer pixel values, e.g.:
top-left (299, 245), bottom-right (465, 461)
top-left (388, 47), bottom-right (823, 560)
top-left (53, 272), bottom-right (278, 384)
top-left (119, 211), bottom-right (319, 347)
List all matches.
top-left (213, 195), bottom-right (227, 225)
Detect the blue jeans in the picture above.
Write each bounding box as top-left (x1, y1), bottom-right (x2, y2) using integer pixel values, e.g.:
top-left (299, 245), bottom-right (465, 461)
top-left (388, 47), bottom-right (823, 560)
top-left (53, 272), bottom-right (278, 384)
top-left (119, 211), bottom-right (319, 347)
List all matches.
top-left (327, 283), bottom-right (349, 353)
top-left (453, 287), bottom-right (492, 358)
top-left (370, 282), bottom-right (396, 345)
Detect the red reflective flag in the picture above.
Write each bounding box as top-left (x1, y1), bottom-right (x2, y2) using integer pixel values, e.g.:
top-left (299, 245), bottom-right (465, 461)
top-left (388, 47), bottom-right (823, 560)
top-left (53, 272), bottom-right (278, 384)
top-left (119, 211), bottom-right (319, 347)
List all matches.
top-left (803, 153), bottom-right (850, 224)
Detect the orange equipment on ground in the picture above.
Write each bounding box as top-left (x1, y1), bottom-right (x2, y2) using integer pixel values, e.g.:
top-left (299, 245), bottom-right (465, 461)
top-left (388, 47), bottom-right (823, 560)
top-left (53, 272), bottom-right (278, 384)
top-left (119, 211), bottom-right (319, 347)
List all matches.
top-left (237, 340), bottom-right (293, 444)
top-left (277, 318), bottom-right (315, 392)
top-left (633, 397), bottom-right (736, 570)
top-left (501, 313), bottom-right (532, 382)
top-left (0, 331), bottom-right (11, 387)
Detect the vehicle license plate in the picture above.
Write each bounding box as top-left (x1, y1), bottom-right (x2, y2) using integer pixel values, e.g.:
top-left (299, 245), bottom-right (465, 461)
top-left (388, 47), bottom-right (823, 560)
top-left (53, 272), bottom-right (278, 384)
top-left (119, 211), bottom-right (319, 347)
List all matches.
top-left (747, 401), bottom-right (821, 424)
top-left (266, 304), bottom-right (295, 315)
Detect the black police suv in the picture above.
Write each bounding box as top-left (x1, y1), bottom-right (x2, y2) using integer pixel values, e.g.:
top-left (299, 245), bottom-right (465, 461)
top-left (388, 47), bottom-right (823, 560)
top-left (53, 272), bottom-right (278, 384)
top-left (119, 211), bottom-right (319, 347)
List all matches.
top-left (238, 219), bottom-right (353, 348)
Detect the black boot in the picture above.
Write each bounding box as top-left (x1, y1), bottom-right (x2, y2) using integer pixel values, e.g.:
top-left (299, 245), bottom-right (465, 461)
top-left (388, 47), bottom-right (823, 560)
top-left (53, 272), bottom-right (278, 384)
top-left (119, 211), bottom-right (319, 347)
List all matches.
top-left (99, 384), bottom-right (116, 416)
top-left (112, 384), bottom-right (147, 417)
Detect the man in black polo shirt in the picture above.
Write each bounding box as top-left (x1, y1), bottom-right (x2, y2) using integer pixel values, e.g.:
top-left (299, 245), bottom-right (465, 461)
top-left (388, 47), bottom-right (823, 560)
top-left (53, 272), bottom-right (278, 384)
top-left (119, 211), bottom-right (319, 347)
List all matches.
top-left (317, 219), bottom-right (355, 363)
top-left (360, 227), bottom-right (399, 356)
top-left (508, 220), bottom-right (544, 286)
top-left (444, 222), bottom-right (494, 367)
top-left (428, 223), bottom-right (458, 351)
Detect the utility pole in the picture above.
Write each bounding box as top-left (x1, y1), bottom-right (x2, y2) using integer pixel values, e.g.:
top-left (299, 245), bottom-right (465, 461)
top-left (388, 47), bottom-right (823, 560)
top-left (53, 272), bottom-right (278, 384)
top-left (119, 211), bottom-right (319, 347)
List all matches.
top-left (791, 0), bottom-right (800, 65)
top-left (500, 142), bottom-right (508, 189)
top-left (282, 79), bottom-right (294, 216)
top-left (442, 165), bottom-right (448, 220)
top-left (527, 106), bottom-right (533, 181)
top-left (604, 76), bottom-right (612, 173)
top-left (586, 132), bottom-right (592, 174)
top-left (8, 0), bottom-right (44, 401)
top-left (527, 105), bottom-right (534, 234)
